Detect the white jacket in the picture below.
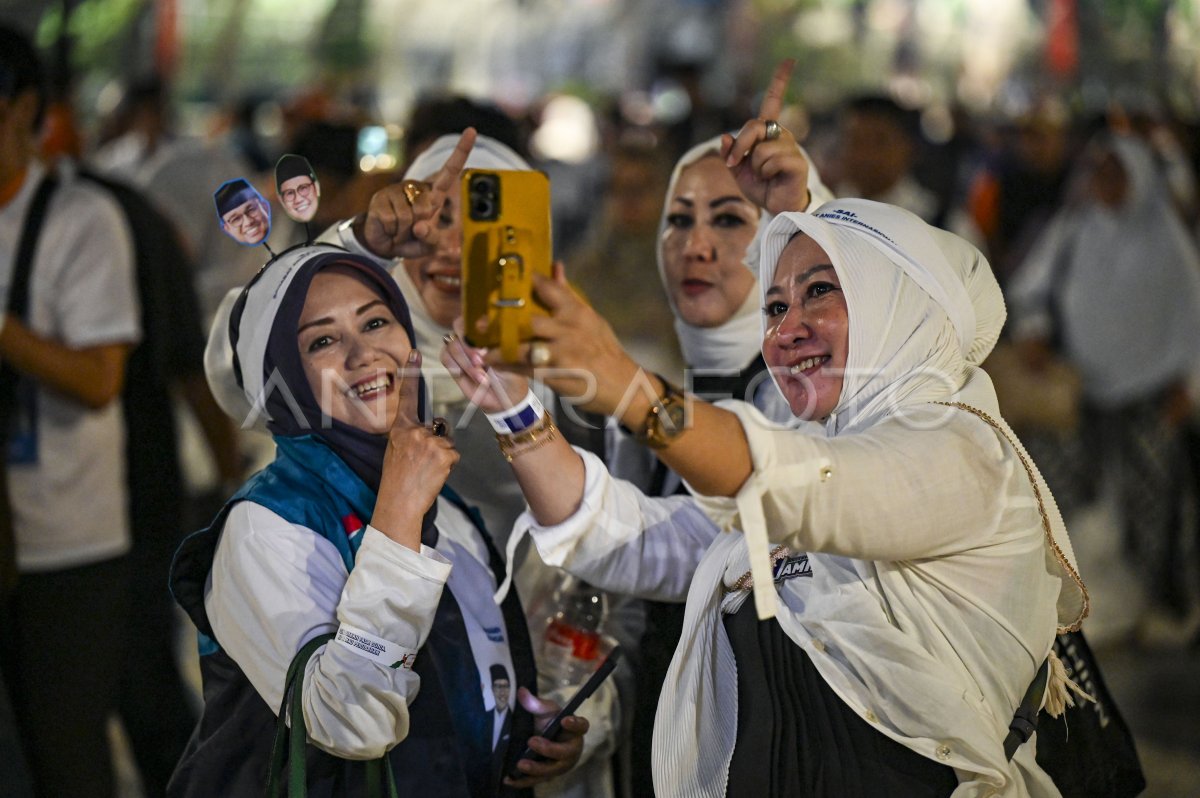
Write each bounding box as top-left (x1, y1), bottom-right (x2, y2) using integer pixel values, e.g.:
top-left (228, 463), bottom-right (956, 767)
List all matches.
top-left (516, 401), bottom-right (1062, 797)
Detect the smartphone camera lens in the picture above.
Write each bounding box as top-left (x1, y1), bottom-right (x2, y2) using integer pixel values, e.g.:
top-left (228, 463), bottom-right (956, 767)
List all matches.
top-left (473, 197), bottom-right (495, 218)
top-left (469, 174), bottom-right (500, 221)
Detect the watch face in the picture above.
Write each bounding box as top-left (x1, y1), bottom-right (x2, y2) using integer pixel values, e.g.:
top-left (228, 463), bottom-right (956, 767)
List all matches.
top-left (661, 402), bottom-right (687, 435)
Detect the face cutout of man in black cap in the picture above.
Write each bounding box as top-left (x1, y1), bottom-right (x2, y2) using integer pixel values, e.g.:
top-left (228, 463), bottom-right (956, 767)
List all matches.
top-left (275, 154), bottom-right (321, 223)
top-left (214, 178), bottom-right (272, 246)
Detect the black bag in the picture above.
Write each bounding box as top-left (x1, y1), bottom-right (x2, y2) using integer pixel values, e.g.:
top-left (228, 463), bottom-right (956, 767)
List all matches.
top-left (1034, 630), bottom-right (1146, 798)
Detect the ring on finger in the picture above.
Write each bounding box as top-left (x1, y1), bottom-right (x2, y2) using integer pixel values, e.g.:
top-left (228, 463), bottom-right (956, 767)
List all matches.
top-left (763, 119), bottom-right (782, 141)
top-left (529, 341), bottom-right (552, 368)
top-left (431, 417), bottom-right (449, 437)
top-left (402, 180), bottom-right (424, 207)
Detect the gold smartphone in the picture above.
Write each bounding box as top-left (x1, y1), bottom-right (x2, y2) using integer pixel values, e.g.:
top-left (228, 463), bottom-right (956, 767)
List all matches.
top-left (461, 169), bottom-right (553, 362)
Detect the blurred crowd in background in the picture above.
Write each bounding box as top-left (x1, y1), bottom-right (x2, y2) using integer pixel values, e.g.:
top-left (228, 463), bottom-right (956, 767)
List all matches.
top-left (3, 0), bottom-right (1200, 796)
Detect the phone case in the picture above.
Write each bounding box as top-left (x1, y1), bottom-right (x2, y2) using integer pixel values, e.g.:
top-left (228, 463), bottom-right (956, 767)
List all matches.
top-left (461, 169), bottom-right (552, 362)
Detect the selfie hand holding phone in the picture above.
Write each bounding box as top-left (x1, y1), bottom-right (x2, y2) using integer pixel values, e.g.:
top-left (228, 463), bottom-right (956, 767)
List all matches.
top-left (461, 169), bottom-right (553, 364)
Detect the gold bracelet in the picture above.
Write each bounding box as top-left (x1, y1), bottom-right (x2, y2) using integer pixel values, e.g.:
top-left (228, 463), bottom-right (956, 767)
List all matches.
top-left (497, 416), bottom-right (556, 459)
top-left (496, 414), bottom-right (552, 448)
top-left (500, 422), bottom-right (559, 462)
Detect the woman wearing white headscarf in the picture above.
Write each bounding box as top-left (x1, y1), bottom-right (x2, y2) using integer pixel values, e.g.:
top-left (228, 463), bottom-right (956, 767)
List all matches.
top-left (323, 130), bottom-right (628, 798)
top-left (321, 132), bottom-right (543, 541)
top-left (605, 133), bottom-right (832, 791)
top-left (1008, 132), bottom-right (1200, 612)
top-left (606, 135), bottom-right (833, 492)
top-left (442, 193), bottom-right (1086, 796)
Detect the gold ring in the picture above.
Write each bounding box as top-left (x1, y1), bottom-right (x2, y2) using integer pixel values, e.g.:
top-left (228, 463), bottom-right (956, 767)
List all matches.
top-left (763, 119), bottom-right (782, 141)
top-left (402, 180), bottom-right (423, 206)
top-left (431, 417), bottom-right (449, 437)
top-left (529, 341), bottom-right (552, 368)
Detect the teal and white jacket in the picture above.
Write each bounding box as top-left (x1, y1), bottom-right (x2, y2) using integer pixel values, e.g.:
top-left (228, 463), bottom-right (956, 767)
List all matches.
top-left (170, 433), bottom-right (536, 797)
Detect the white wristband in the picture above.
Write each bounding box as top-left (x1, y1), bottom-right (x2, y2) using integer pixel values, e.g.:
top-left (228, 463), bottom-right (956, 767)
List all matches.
top-left (485, 389), bottom-right (545, 433)
top-left (334, 624), bottom-right (418, 670)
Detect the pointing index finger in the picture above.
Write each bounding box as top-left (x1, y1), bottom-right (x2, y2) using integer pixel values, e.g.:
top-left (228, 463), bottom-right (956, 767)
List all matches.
top-left (758, 58), bottom-right (795, 121)
top-left (394, 349), bottom-right (422, 428)
top-left (430, 127), bottom-right (478, 196)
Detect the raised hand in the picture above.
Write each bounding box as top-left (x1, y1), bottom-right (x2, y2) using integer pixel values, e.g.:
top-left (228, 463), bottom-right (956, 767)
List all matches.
top-left (370, 350), bottom-right (459, 551)
top-left (439, 321), bottom-right (530, 415)
top-left (361, 128), bottom-right (478, 259)
top-left (720, 59), bottom-right (812, 215)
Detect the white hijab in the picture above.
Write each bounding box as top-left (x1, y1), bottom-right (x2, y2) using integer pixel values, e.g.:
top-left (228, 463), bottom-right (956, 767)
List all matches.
top-left (658, 138), bottom-right (765, 373)
top-left (755, 199), bottom-right (1086, 632)
top-left (759, 202), bottom-right (999, 436)
top-left (660, 136), bottom-right (834, 373)
top-left (398, 134), bottom-right (535, 406)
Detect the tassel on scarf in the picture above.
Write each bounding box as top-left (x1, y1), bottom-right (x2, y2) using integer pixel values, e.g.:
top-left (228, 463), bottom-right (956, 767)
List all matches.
top-left (1043, 648), bottom-right (1096, 718)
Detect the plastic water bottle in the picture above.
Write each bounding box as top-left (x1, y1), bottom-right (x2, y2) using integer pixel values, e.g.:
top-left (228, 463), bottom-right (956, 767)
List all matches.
top-left (541, 575), bottom-right (608, 688)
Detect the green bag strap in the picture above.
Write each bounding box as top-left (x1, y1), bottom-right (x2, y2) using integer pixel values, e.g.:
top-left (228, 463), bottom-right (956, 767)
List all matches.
top-left (363, 757), bottom-right (400, 798)
top-left (267, 632), bottom-right (334, 798)
top-left (286, 641), bottom-right (314, 796)
top-left (265, 631), bottom-right (403, 798)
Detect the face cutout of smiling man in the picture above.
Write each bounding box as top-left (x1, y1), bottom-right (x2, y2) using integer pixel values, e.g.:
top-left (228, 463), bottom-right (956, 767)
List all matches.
top-left (275, 154), bottom-right (321, 223)
top-left (214, 178), bottom-right (272, 246)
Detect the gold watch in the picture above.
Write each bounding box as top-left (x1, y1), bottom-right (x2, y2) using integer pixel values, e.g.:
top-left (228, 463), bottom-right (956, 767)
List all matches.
top-left (637, 376), bottom-right (687, 449)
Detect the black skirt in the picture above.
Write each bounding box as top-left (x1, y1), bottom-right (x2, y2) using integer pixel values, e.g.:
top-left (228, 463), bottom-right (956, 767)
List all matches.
top-left (723, 601), bottom-right (958, 798)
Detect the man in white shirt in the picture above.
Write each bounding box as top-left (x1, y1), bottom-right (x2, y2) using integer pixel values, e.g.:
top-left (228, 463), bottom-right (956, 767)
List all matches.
top-left (0, 25), bottom-right (141, 798)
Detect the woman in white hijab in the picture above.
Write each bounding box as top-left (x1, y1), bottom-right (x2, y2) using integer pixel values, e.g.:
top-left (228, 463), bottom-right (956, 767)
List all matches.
top-left (608, 131), bottom-right (833, 791)
top-left (607, 135), bottom-right (833, 488)
top-left (324, 130), bottom-right (629, 798)
top-left (323, 131), bottom-right (537, 541)
top-left (1008, 132), bottom-right (1200, 613)
top-left (442, 190), bottom-right (1087, 795)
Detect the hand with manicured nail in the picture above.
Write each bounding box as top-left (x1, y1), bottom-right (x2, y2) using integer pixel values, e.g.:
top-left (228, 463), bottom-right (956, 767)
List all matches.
top-left (480, 263), bottom-right (644, 418)
top-left (439, 322), bottom-right (530, 414)
top-left (369, 350), bottom-right (459, 551)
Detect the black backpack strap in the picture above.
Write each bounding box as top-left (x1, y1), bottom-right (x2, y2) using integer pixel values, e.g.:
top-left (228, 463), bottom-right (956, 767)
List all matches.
top-left (0, 173), bottom-right (57, 596)
top-left (0, 174), bottom-right (59, 430)
top-left (1004, 657), bottom-right (1050, 760)
top-left (6, 174), bottom-right (58, 319)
